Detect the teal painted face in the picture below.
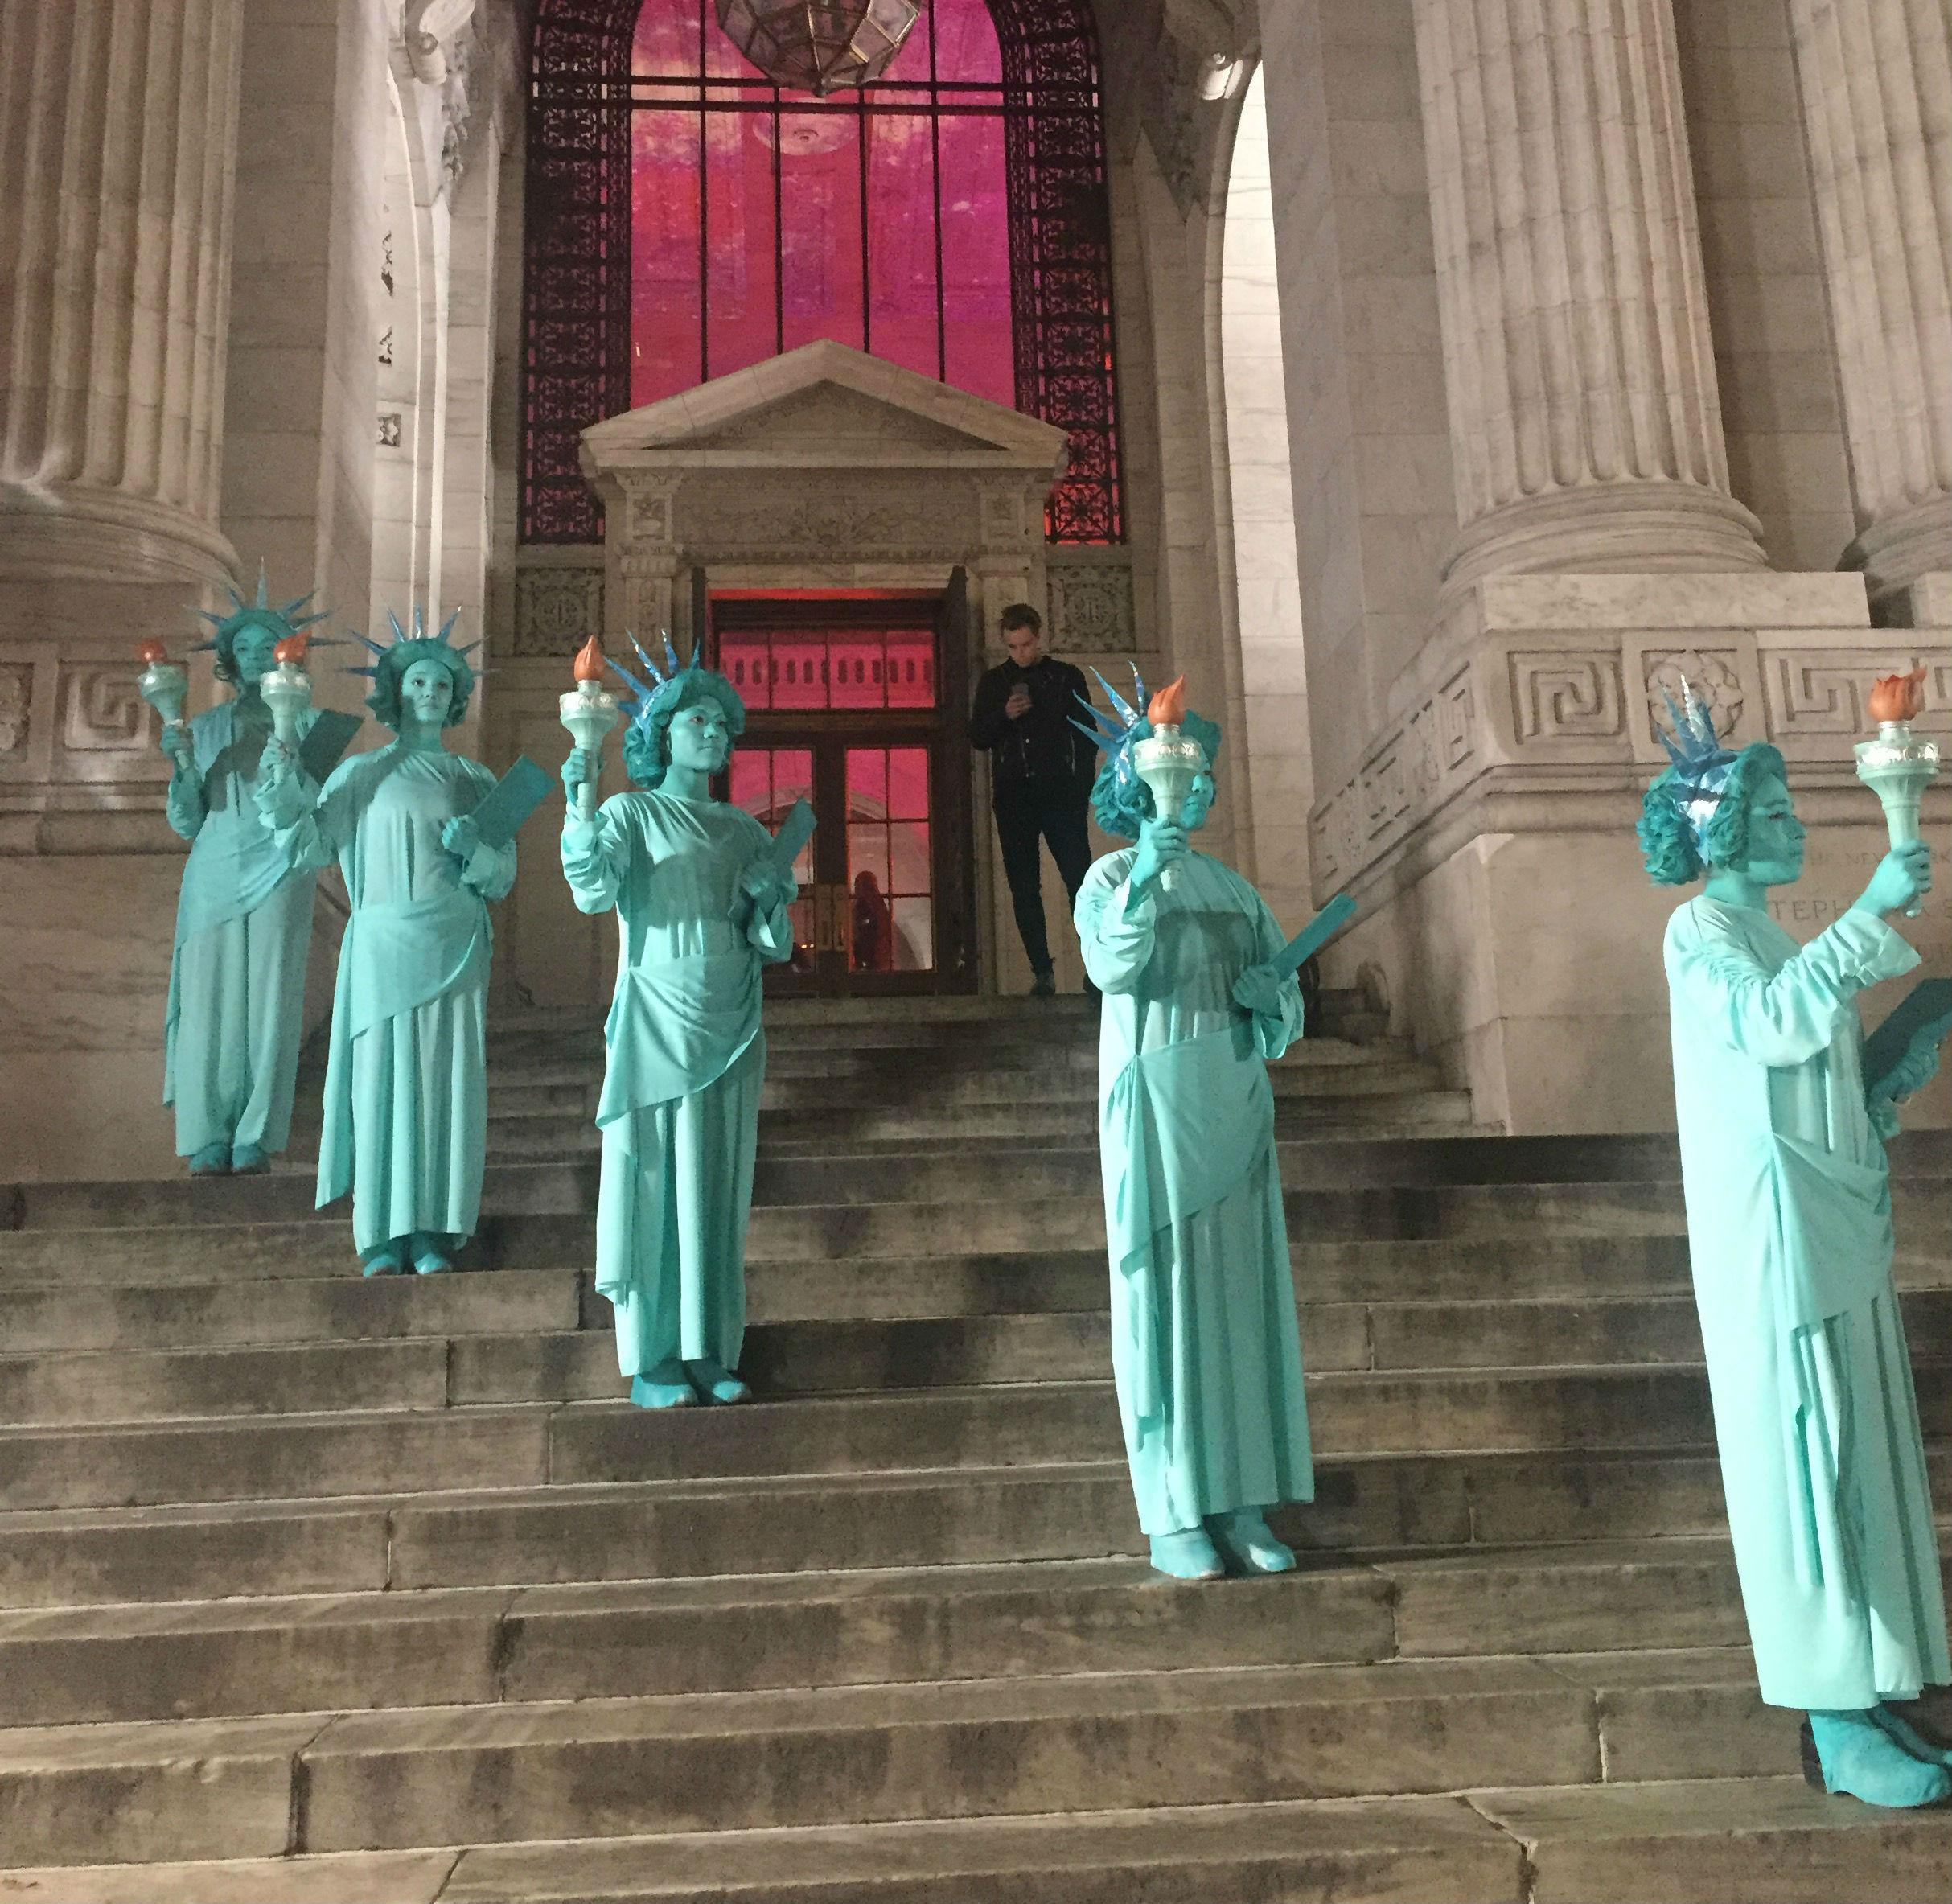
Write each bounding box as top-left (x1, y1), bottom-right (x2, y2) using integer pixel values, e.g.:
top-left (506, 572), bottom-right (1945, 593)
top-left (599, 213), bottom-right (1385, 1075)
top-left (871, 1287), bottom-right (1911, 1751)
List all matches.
top-left (399, 657), bottom-right (457, 728)
top-left (667, 701), bottom-right (731, 775)
top-left (230, 623), bottom-right (281, 685)
top-left (1731, 771), bottom-right (1806, 886)
top-left (1178, 768), bottom-right (1216, 833)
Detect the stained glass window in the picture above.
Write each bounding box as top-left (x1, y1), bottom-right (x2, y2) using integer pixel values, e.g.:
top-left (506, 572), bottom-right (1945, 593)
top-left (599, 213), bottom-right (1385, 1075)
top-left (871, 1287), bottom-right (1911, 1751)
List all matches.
top-left (523, 0), bottom-right (1123, 545)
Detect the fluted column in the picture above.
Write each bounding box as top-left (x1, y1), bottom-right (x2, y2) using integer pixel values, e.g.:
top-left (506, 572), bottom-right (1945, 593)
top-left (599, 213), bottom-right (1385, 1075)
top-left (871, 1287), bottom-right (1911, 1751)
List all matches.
top-left (1789, 0), bottom-right (1951, 609)
top-left (1413, 0), bottom-right (1769, 590)
top-left (0, 0), bottom-right (243, 585)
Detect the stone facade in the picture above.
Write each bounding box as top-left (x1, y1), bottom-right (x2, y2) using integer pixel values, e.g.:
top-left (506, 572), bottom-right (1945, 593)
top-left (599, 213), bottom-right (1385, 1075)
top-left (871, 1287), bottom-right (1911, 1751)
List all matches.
top-left (2, 0), bottom-right (1948, 1177)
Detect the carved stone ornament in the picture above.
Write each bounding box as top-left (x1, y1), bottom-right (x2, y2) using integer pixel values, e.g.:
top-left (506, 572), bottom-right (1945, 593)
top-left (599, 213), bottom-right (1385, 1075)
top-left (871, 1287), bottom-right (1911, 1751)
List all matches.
top-left (1644, 649), bottom-right (1744, 740)
top-left (405, 0), bottom-right (476, 84)
top-left (514, 568), bottom-right (606, 658)
top-left (0, 665), bottom-right (29, 758)
top-left (1048, 562), bottom-right (1137, 655)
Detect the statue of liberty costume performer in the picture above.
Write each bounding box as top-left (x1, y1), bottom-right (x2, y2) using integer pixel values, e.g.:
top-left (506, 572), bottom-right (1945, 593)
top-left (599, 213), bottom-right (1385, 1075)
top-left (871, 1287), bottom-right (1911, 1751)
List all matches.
top-left (161, 574), bottom-right (333, 1175)
top-left (259, 611), bottom-right (516, 1276)
top-left (1072, 673), bottom-right (1313, 1581)
top-left (1642, 690), bottom-right (1951, 1807)
top-left (560, 640), bottom-right (796, 1408)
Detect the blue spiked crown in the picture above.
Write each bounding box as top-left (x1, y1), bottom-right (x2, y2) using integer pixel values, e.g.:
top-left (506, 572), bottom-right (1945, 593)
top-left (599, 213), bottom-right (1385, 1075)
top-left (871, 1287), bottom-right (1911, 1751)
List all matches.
top-left (606, 631), bottom-right (746, 791)
top-left (1654, 681), bottom-right (1740, 852)
top-left (1072, 664), bottom-right (1223, 841)
top-left (191, 565), bottom-right (332, 680)
top-left (347, 606), bottom-right (480, 730)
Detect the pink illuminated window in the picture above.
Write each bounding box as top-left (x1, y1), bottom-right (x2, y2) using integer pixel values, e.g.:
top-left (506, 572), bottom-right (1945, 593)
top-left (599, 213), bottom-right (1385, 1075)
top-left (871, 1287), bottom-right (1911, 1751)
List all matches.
top-left (523, 0), bottom-right (1122, 546)
top-left (627, 0), bottom-right (1013, 405)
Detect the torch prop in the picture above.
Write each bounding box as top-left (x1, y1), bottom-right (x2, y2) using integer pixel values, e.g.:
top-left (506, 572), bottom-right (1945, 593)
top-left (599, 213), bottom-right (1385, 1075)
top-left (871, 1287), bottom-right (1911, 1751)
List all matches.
top-left (261, 634), bottom-right (315, 749)
top-left (559, 633), bottom-right (620, 821)
top-left (1855, 665), bottom-right (1939, 919)
top-left (136, 638), bottom-right (189, 735)
top-left (1130, 676), bottom-right (1206, 894)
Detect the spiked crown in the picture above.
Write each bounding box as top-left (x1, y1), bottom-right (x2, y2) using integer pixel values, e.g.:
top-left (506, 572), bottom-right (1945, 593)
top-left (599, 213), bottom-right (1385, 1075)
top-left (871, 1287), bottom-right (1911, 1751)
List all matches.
top-left (607, 632), bottom-right (746, 791)
top-left (1653, 682), bottom-right (1740, 853)
top-left (191, 565), bottom-right (331, 683)
top-left (349, 606), bottom-right (480, 730)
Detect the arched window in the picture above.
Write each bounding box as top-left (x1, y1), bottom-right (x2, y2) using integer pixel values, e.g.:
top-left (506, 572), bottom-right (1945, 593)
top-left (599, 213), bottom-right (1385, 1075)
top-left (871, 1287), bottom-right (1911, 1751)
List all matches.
top-left (523, 0), bottom-right (1122, 545)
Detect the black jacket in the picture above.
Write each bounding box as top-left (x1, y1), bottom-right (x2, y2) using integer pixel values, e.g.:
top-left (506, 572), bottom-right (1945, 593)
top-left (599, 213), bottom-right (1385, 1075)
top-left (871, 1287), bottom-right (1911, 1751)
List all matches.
top-left (970, 656), bottom-right (1097, 794)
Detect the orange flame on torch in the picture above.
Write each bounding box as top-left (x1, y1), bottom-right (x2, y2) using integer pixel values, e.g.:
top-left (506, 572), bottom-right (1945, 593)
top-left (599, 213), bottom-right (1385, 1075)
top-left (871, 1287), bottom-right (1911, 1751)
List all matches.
top-left (137, 637), bottom-right (169, 664)
top-left (1146, 676), bottom-right (1187, 728)
top-left (273, 633), bottom-right (309, 666)
top-left (1868, 664), bottom-right (1928, 724)
top-left (573, 634), bottom-right (607, 684)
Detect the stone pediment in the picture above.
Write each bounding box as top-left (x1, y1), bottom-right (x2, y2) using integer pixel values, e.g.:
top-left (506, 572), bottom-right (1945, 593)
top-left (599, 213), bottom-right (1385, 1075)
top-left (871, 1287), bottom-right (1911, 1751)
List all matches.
top-left (580, 339), bottom-right (1069, 476)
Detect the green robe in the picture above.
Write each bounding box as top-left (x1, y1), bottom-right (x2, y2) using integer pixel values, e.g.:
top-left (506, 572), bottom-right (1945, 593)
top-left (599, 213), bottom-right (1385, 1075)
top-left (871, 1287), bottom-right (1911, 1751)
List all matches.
top-left (561, 791), bottom-right (795, 1376)
top-left (266, 745), bottom-right (516, 1255)
top-left (1666, 895), bottom-right (1950, 1709)
top-left (164, 699), bottom-right (319, 1159)
top-left (1076, 848), bottom-right (1313, 1536)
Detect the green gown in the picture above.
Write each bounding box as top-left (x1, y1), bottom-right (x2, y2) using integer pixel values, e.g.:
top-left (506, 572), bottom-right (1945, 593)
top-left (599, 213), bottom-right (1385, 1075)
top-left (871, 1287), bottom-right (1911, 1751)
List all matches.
top-left (561, 790), bottom-right (795, 1377)
top-left (1665, 895), bottom-right (1950, 1709)
top-left (266, 745), bottom-right (516, 1254)
top-left (1075, 847), bottom-right (1313, 1536)
top-left (164, 700), bottom-right (319, 1160)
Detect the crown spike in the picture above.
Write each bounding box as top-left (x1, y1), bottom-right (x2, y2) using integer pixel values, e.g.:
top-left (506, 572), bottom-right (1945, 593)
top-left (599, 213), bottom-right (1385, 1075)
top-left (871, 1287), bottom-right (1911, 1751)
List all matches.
top-left (1091, 668), bottom-right (1140, 729)
top-left (253, 562), bottom-right (269, 611)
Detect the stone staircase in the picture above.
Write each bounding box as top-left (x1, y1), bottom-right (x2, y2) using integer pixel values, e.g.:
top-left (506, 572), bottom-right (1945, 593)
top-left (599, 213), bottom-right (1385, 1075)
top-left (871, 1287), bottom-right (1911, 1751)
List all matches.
top-left (1, 993), bottom-right (1948, 1902)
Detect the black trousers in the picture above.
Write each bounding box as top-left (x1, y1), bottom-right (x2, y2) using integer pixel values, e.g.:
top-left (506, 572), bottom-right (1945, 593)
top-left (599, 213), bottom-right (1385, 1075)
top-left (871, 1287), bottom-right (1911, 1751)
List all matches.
top-left (992, 778), bottom-right (1093, 975)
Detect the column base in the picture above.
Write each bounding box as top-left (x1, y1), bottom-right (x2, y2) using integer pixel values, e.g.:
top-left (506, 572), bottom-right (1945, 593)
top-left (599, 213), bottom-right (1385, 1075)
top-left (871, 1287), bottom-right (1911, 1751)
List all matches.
top-left (1310, 570), bottom-right (1950, 1133)
top-left (0, 486), bottom-right (237, 590)
top-left (1440, 483), bottom-right (1769, 602)
top-left (1843, 498), bottom-right (1952, 623)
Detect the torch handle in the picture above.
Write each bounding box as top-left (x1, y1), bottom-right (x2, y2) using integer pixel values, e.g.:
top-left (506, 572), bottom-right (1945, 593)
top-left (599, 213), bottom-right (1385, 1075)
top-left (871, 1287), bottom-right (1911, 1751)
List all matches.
top-left (577, 779), bottom-right (597, 823)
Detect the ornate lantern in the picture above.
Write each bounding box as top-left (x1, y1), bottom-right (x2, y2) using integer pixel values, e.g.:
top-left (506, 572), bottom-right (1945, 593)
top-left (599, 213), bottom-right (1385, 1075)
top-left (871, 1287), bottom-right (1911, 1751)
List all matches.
top-left (713, 0), bottom-right (923, 96)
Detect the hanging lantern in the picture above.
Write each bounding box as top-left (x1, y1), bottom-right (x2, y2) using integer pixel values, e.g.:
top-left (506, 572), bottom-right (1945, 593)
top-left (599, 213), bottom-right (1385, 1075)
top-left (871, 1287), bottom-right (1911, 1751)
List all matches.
top-left (713, 0), bottom-right (923, 96)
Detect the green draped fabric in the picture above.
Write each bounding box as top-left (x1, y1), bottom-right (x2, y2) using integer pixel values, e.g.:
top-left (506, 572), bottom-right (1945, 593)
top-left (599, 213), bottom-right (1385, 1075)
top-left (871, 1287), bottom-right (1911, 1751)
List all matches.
top-left (562, 791), bottom-right (794, 1376)
top-left (266, 744), bottom-right (515, 1254)
top-left (1666, 895), bottom-right (1950, 1709)
top-left (1076, 848), bottom-right (1313, 1537)
top-left (164, 700), bottom-right (319, 1158)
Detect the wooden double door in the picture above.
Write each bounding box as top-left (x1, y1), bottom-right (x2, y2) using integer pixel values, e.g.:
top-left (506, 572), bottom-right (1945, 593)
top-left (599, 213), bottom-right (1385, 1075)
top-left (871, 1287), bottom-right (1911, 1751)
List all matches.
top-left (706, 575), bottom-right (977, 997)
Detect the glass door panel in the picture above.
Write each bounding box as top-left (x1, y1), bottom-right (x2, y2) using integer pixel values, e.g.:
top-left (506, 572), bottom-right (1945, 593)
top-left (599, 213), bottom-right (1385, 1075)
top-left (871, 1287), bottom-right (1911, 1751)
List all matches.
top-left (846, 745), bottom-right (934, 973)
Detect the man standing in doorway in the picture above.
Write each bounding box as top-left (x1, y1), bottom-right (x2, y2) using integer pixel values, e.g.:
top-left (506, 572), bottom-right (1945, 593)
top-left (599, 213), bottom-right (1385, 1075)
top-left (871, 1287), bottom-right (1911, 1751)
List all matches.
top-left (970, 603), bottom-right (1097, 997)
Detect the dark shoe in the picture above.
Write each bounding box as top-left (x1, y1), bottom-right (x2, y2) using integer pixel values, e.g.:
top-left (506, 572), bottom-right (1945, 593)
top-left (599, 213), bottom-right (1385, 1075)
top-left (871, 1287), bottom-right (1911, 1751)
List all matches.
top-left (1029, 971), bottom-right (1057, 998)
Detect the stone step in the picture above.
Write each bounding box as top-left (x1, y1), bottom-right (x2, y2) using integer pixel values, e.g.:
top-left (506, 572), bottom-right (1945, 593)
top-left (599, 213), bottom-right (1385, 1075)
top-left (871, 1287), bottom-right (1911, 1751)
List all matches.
top-left (18, 1289), bottom-right (1951, 1426)
top-left (0, 1655), bottom-right (1617, 1865)
top-left (0, 1226), bottom-right (1696, 1301)
top-left (8, 1365), bottom-right (1949, 1515)
top-left (9, 1773), bottom-right (1947, 1903)
top-left (0, 1532), bottom-right (1845, 1728)
top-left (14, 1441), bottom-right (1947, 1608)
top-left (480, 1092), bottom-right (1480, 1158)
top-left (0, 1647), bottom-right (1835, 1868)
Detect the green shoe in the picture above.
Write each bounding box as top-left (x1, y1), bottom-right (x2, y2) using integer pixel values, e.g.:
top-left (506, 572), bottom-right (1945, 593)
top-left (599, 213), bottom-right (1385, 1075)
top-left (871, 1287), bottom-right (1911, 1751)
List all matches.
top-left (1809, 1711), bottom-right (1952, 1807)
top-left (684, 1359), bottom-right (752, 1404)
top-left (1207, 1507), bottom-right (1296, 1575)
top-left (188, 1142), bottom-right (232, 1176)
top-left (631, 1359), bottom-right (697, 1409)
top-left (230, 1142), bottom-right (269, 1174)
top-left (1147, 1528), bottom-right (1224, 1581)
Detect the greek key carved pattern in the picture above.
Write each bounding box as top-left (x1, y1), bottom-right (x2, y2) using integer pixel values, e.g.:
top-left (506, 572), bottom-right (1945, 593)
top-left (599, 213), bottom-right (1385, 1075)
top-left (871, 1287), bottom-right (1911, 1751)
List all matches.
top-left (1309, 664), bottom-right (1479, 886)
top-left (1048, 561), bottom-right (1136, 655)
top-left (512, 568), bottom-right (605, 658)
top-left (60, 664), bottom-right (148, 752)
top-left (0, 665), bottom-right (29, 757)
top-left (1509, 652), bottom-right (1624, 742)
top-left (1764, 651), bottom-right (1952, 736)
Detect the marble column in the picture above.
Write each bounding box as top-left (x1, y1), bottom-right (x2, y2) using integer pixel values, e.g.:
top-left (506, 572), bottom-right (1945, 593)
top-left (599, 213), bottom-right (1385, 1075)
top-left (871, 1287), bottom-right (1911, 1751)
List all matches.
top-left (1412, 0), bottom-right (1769, 589)
top-left (1787, 0), bottom-right (1951, 614)
top-left (0, 0), bottom-right (244, 585)
top-left (0, 0), bottom-right (247, 1183)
